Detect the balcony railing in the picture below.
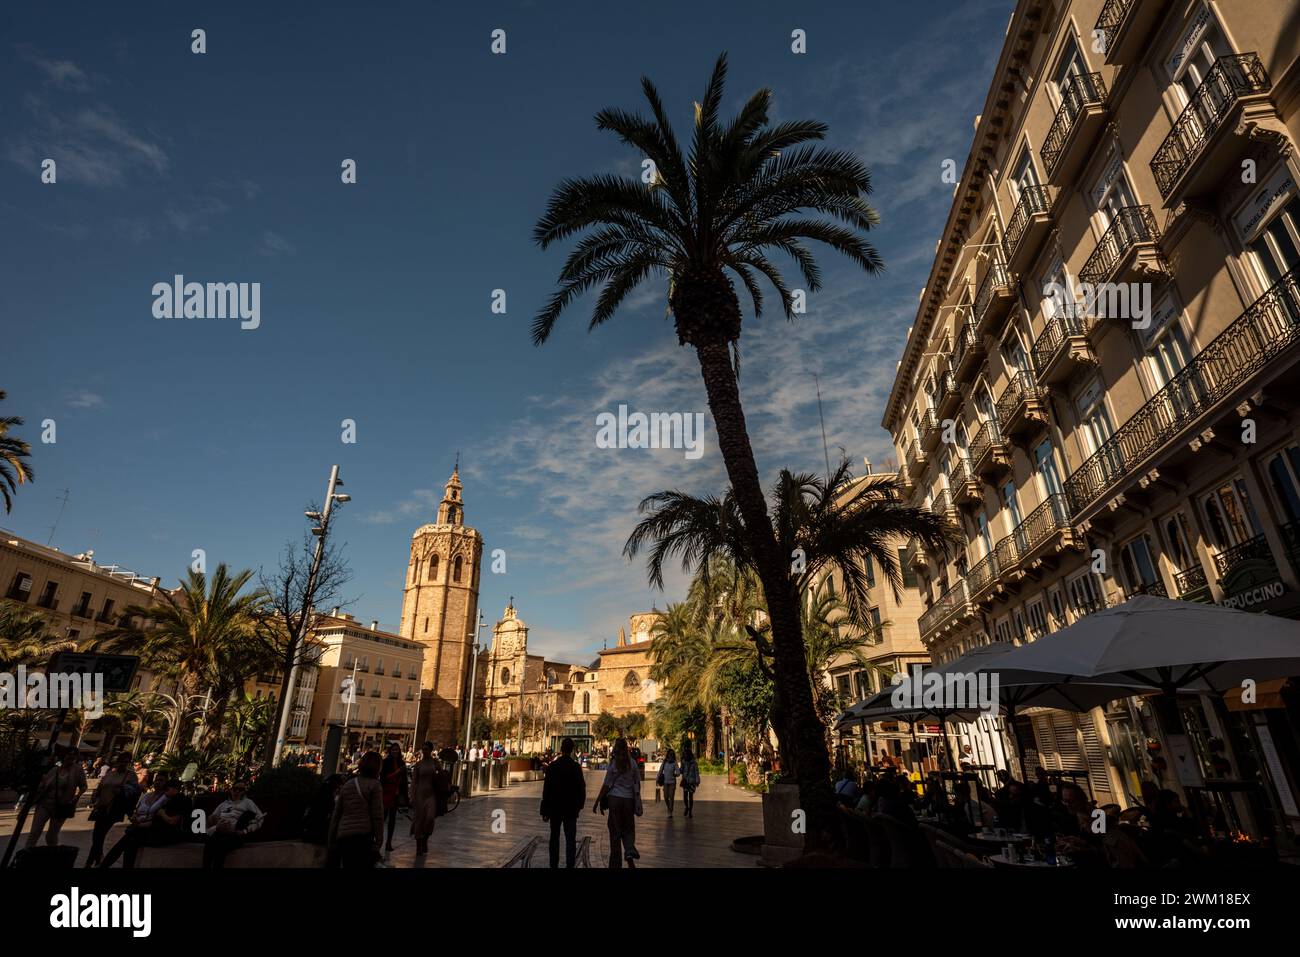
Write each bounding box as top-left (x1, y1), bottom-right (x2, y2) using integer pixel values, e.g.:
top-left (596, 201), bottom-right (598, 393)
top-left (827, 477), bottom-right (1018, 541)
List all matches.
top-left (974, 255), bottom-right (1011, 329)
top-left (932, 491), bottom-right (955, 520)
top-left (1151, 53), bottom-right (1270, 199)
top-left (1031, 312), bottom-right (1092, 372)
top-left (967, 552), bottom-right (999, 599)
top-left (952, 321), bottom-right (982, 376)
top-left (920, 408), bottom-right (941, 450)
top-left (918, 579), bottom-right (969, 640)
top-left (1065, 262), bottom-right (1300, 515)
top-left (968, 419), bottom-right (1004, 467)
top-left (1078, 205), bottom-right (1160, 287)
top-left (1128, 580), bottom-right (1169, 599)
top-left (1017, 494), bottom-right (1071, 557)
top-left (995, 370), bottom-right (1044, 428)
top-left (1174, 564), bottom-right (1208, 596)
top-left (1003, 184), bottom-right (1053, 265)
top-left (1212, 532), bottom-right (1276, 579)
top-left (1042, 72), bottom-right (1108, 178)
top-left (1095, 0), bottom-right (1133, 50)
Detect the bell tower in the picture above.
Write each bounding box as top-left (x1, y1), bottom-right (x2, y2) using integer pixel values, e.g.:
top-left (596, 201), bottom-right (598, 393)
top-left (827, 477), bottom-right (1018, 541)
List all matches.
top-left (400, 464), bottom-right (483, 745)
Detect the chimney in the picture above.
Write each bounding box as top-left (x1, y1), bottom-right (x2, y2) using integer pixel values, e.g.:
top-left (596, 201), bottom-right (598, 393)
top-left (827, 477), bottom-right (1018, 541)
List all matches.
top-left (331, 606), bottom-right (340, 617)
top-left (370, 620), bottom-right (379, 631)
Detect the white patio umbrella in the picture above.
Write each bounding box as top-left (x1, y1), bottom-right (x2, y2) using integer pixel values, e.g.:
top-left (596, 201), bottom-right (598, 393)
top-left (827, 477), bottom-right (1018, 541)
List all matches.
top-left (990, 594), bottom-right (1300, 694)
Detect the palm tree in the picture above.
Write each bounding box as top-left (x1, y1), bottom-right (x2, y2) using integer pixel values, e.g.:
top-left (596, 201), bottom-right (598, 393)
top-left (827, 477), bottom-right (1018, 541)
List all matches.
top-left (95, 565), bottom-right (269, 753)
top-left (649, 603), bottom-right (729, 760)
top-left (627, 459), bottom-right (954, 841)
top-left (0, 391), bottom-right (34, 513)
top-left (533, 53), bottom-right (884, 841)
top-left (0, 600), bottom-right (72, 669)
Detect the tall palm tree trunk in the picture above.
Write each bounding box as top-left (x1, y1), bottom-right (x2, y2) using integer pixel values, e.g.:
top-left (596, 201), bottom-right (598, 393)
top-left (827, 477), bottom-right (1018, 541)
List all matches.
top-left (704, 709), bottom-right (717, 762)
top-left (692, 339), bottom-right (836, 848)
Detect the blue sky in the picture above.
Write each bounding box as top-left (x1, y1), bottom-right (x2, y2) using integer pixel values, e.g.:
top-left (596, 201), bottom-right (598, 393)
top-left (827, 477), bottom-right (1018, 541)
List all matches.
top-left (1, 0), bottom-right (1011, 664)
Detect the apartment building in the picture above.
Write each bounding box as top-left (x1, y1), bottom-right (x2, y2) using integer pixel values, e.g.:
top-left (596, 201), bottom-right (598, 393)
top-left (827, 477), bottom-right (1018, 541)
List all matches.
top-left (304, 612), bottom-right (425, 753)
top-left (882, 0), bottom-right (1300, 839)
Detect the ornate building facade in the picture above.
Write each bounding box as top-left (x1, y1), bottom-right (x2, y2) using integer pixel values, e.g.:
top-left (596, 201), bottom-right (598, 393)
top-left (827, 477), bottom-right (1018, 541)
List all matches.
top-left (399, 467), bottom-right (483, 746)
top-left (881, 0), bottom-right (1300, 839)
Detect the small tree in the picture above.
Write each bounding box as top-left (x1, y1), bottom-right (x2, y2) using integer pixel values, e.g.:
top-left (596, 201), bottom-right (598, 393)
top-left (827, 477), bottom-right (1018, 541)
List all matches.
top-left (592, 711), bottom-right (620, 742)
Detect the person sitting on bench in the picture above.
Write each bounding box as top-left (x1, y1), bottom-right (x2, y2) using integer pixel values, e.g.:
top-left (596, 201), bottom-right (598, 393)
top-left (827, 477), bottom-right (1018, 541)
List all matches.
top-left (203, 781), bottom-right (265, 869)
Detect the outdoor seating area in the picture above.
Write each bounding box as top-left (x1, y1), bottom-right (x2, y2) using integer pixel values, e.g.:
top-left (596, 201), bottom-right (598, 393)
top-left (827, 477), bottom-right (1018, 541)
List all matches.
top-left (833, 596), bottom-right (1300, 866)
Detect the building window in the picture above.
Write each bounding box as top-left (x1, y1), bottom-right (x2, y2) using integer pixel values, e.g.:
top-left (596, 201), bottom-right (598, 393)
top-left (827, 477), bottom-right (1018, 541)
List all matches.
top-left (582, 691), bottom-right (590, 714)
top-left (1066, 571), bottom-right (1104, 616)
top-left (423, 617), bottom-right (428, 633)
top-left (1119, 535), bottom-right (1161, 595)
top-left (1202, 478), bottom-right (1262, 550)
top-left (994, 617), bottom-right (1013, 643)
top-left (623, 671), bottom-right (640, 691)
top-left (501, 667), bottom-right (511, 685)
top-left (453, 556), bottom-right (463, 583)
top-left (897, 547), bottom-right (918, 589)
top-left (868, 607), bottom-right (882, 644)
top-left (428, 554), bottom-right (438, 580)
top-left (7, 572), bottom-right (33, 601)
top-left (1026, 599), bottom-right (1048, 640)
top-left (864, 555), bottom-right (875, 588)
top-left (1265, 445), bottom-right (1300, 524)
top-left (37, 580), bottom-right (58, 609)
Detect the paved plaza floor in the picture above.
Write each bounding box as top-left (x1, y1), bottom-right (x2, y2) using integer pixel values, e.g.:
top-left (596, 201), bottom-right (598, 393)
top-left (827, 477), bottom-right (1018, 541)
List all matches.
top-left (0, 771), bottom-right (765, 869)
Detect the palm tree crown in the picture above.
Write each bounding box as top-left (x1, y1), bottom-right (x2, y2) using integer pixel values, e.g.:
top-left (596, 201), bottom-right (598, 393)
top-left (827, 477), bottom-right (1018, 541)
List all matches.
top-left (531, 51), bottom-right (882, 348)
top-left (0, 390), bottom-right (35, 513)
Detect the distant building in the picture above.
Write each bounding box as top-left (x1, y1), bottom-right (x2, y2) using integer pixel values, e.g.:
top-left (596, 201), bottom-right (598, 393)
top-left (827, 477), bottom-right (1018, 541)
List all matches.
top-left (305, 612), bottom-right (425, 753)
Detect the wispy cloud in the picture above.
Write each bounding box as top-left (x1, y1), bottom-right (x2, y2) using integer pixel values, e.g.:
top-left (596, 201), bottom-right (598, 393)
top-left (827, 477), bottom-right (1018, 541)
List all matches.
top-left (67, 390), bottom-right (105, 409)
top-left (15, 44), bottom-right (91, 92)
top-left (7, 94), bottom-right (169, 187)
top-left (255, 230), bottom-right (296, 258)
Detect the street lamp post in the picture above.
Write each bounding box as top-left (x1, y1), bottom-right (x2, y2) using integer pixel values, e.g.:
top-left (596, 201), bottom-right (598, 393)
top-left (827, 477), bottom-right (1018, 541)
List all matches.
top-left (271, 464), bottom-right (350, 766)
top-left (462, 612), bottom-right (486, 755)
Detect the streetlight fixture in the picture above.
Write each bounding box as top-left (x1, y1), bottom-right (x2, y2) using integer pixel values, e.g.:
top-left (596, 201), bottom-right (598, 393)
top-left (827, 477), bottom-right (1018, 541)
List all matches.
top-left (270, 464), bottom-right (350, 766)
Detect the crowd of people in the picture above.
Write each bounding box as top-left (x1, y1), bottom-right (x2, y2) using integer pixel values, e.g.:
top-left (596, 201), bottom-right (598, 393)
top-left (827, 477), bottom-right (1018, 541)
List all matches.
top-left (833, 761), bottom-right (1217, 868)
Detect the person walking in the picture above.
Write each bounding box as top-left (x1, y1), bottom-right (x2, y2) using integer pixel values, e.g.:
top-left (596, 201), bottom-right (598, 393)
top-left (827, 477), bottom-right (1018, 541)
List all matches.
top-left (379, 742), bottom-right (408, 853)
top-left (329, 751), bottom-right (385, 868)
top-left (85, 752), bottom-right (135, 866)
top-left (26, 746), bottom-right (87, 849)
top-left (593, 737), bottom-right (642, 868)
top-left (540, 736), bottom-right (585, 868)
top-left (657, 748), bottom-right (681, 817)
top-left (679, 745), bottom-right (701, 819)
top-left (409, 741), bottom-right (439, 856)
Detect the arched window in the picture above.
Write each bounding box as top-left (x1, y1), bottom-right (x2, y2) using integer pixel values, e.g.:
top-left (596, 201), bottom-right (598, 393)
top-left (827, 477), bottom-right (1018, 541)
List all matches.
top-left (428, 554), bottom-right (439, 580)
top-left (411, 560), bottom-right (420, 583)
top-left (501, 667), bottom-right (511, 685)
top-left (623, 671), bottom-right (640, 690)
top-left (582, 691), bottom-right (590, 713)
top-left (453, 555), bottom-right (463, 582)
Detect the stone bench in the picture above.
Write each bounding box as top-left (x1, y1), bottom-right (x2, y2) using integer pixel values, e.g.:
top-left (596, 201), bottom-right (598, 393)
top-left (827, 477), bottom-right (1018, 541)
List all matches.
top-left (136, 839), bottom-right (328, 868)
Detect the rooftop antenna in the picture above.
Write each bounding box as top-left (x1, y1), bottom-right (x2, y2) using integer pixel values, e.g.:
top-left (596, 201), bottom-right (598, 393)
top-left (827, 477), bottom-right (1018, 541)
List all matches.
top-left (814, 373), bottom-right (832, 480)
top-left (46, 488), bottom-right (70, 546)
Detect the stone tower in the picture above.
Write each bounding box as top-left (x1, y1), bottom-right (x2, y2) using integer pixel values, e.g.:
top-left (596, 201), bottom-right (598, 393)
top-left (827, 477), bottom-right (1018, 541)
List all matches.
top-left (399, 466), bottom-right (482, 746)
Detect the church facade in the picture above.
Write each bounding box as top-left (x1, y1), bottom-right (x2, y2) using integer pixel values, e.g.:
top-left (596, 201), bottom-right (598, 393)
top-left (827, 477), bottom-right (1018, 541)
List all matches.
top-left (399, 467), bottom-right (482, 747)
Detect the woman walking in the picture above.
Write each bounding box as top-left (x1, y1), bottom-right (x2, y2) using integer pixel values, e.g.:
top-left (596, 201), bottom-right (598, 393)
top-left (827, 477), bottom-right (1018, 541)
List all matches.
top-left (26, 746), bottom-right (87, 849)
top-left (380, 742), bottom-right (409, 853)
top-left (328, 751), bottom-right (385, 868)
top-left (593, 737), bottom-right (642, 868)
top-left (85, 752), bottom-right (135, 866)
top-left (679, 746), bottom-right (701, 819)
top-left (657, 748), bottom-right (681, 817)
top-left (409, 741), bottom-right (439, 856)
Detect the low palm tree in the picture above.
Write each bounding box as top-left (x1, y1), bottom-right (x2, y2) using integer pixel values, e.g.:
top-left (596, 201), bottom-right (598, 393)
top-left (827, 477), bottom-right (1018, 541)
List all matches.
top-left (627, 460), bottom-right (955, 841)
top-left (650, 603), bottom-right (729, 760)
top-left (0, 391), bottom-right (34, 513)
top-left (0, 600), bottom-right (73, 669)
top-left (534, 53), bottom-right (885, 842)
top-left (95, 565), bottom-right (269, 753)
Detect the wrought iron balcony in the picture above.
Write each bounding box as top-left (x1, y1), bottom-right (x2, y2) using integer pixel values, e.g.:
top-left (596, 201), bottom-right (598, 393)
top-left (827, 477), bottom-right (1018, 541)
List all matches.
top-left (969, 419), bottom-right (1011, 480)
top-left (937, 369), bottom-right (961, 420)
top-left (952, 321), bottom-right (986, 383)
top-left (918, 579), bottom-right (969, 642)
top-left (932, 490), bottom-right (956, 523)
top-left (949, 457), bottom-right (983, 507)
top-left (1042, 72), bottom-right (1108, 182)
top-left (919, 408), bottom-right (942, 454)
top-left (1095, 0), bottom-right (1167, 65)
top-left (1031, 312), bottom-right (1095, 386)
top-left (1151, 53), bottom-right (1270, 201)
top-left (1065, 262), bottom-right (1300, 516)
top-left (1003, 184), bottom-right (1054, 273)
top-left (1078, 205), bottom-right (1162, 288)
top-left (1015, 494), bottom-right (1073, 564)
top-left (973, 255), bottom-right (1014, 335)
top-left (1173, 564), bottom-right (1209, 597)
top-left (1212, 533), bottom-right (1277, 580)
top-left (904, 438), bottom-right (926, 482)
top-left (967, 551), bottom-right (1000, 601)
top-left (995, 369), bottom-right (1049, 442)
top-left (1127, 580), bottom-right (1169, 599)
top-left (904, 537), bottom-right (927, 573)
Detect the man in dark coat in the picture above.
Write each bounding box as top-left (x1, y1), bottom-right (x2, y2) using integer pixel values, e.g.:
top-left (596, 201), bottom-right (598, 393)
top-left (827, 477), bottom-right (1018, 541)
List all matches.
top-left (540, 737), bottom-right (586, 868)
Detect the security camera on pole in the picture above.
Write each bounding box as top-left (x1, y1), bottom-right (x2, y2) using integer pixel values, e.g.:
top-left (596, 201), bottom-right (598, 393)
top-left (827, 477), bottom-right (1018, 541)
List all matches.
top-left (270, 464), bottom-right (350, 766)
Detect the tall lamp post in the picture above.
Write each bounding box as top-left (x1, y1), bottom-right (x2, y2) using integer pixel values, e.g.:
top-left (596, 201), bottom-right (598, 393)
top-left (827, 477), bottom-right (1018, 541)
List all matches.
top-left (462, 611), bottom-right (486, 754)
top-left (270, 464), bottom-right (350, 766)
